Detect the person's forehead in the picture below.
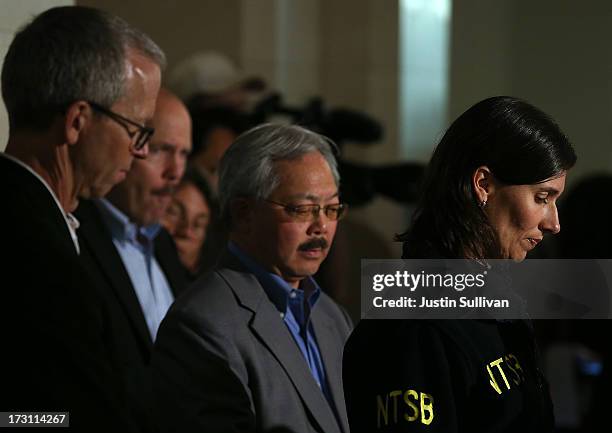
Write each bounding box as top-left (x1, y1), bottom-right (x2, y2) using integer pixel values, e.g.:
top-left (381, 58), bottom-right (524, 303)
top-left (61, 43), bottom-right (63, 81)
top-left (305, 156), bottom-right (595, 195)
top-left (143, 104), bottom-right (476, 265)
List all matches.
top-left (205, 128), bottom-right (235, 153)
top-left (275, 151), bottom-right (332, 171)
top-left (154, 89), bottom-right (190, 121)
top-left (153, 105), bottom-right (191, 136)
top-left (275, 153), bottom-right (334, 180)
top-left (272, 159), bottom-right (338, 202)
top-left (126, 49), bottom-right (161, 79)
top-left (177, 182), bottom-right (208, 204)
top-left (150, 105), bottom-right (192, 149)
top-left (528, 173), bottom-right (567, 194)
top-left (116, 51), bottom-right (161, 115)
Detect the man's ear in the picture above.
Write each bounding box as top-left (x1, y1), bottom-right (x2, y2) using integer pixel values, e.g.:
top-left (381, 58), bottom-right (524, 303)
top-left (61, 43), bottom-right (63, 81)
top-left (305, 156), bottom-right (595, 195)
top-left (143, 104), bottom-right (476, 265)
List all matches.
top-left (230, 198), bottom-right (254, 233)
top-left (64, 100), bottom-right (91, 146)
top-left (472, 165), bottom-right (496, 204)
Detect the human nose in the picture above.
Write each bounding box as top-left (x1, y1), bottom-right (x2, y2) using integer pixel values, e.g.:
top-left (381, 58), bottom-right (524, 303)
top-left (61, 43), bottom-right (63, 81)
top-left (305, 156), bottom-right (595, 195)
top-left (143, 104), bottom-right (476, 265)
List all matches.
top-left (307, 208), bottom-right (329, 235)
top-left (165, 152), bottom-right (185, 183)
top-left (175, 216), bottom-right (192, 237)
top-left (541, 204), bottom-right (561, 234)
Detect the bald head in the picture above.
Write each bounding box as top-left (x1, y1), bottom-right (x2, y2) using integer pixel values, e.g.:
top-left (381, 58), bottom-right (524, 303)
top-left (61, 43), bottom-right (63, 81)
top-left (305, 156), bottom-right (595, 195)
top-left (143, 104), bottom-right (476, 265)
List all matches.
top-left (152, 87), bottom-right (191, 125)
top-left (107, 88), bottom-right (192, 226)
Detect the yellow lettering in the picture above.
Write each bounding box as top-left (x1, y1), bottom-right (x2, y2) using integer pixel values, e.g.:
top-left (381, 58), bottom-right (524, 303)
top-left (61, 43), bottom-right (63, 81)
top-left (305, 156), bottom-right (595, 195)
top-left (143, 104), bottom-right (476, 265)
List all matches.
top-left (507, 354), bottom-right (525, 382)
top-left (490, 357), bottom-right (510, 390)
top-left (504, 355), bottom-right (522, 385)
top-left (403, 389), bottom-right (419, 422)
top-left (376, 394), bottom-right (388, 428)
top-left (389, 390), bottom-right (402, 423)
top-left (487, 364), bottom-right (502, 394)
top-left (420, 392), bottom-right (434, 425)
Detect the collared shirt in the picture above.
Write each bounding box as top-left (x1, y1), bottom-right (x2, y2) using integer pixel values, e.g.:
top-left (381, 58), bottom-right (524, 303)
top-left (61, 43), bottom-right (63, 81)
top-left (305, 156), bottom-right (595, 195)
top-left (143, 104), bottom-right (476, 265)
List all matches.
top-left (0, 153), bottom-right (80, 254)
top-left (228, 241), bottom-right (333, 403)
top-left (96, 199), bottom-right (174, 340)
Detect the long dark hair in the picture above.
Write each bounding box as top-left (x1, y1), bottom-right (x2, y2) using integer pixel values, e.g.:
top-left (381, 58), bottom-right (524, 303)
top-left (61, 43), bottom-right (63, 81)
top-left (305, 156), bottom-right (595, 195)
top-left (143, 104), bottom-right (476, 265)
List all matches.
top-left (398, 96), bottom-right (577, 259)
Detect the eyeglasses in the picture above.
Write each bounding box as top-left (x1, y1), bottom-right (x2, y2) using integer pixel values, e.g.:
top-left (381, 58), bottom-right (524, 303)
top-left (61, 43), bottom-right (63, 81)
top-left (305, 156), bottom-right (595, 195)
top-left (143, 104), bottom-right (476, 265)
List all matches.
top-left (264, 199), bottom-right (347, 222)
top-left (88, 101), bottom-right (155, 151)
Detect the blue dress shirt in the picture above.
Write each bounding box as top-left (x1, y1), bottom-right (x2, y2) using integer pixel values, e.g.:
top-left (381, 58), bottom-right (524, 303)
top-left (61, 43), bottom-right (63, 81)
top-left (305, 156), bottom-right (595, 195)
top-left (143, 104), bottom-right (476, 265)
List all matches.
top-left (228, 241), bottom-right (333, 403)
top-left (96, 199), bottom-right (175, 340)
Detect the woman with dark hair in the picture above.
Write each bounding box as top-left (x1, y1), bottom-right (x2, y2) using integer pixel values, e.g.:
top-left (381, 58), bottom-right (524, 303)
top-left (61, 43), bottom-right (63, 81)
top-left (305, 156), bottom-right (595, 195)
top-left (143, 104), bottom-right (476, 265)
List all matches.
top-left (343, 96), bottom-right (577, 433)
top-left (162, 169), bottom-right (220, 280)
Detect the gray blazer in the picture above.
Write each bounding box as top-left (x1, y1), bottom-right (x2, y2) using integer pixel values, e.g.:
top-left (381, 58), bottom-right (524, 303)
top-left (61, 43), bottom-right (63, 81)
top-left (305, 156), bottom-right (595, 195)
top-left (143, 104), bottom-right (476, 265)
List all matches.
top-left (152, 252), bottom-right (352, 433)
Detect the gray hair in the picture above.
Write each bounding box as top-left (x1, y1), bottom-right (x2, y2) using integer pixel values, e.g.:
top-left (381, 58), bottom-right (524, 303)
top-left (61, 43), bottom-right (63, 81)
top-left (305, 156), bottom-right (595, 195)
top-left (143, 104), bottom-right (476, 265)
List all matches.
top-left (1, 6), bottom-right (166, 131)
top-left (218, 123), bottom-right (340, 225)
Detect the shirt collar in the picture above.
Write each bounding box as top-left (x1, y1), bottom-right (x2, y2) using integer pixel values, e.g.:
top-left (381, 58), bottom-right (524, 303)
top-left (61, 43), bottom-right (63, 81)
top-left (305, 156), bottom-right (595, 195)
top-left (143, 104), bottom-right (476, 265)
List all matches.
top-left (66, 212), bottom-right (80, 231)
top-left (228, 241), bottom-right (322, 314)
top-left (0, 153), bottom-right (81, 254)
top-left (96, 198), bottom-right (161, 244)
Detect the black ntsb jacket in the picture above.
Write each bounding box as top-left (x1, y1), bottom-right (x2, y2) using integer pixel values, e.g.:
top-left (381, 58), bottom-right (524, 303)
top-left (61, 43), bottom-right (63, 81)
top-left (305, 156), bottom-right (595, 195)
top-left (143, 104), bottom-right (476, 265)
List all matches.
top-left (343, 318), bottom-right (554, 432)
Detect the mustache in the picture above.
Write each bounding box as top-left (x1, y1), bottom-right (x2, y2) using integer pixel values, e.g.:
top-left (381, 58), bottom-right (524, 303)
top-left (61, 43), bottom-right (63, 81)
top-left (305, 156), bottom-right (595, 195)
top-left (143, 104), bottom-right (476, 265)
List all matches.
top-left (298, 238), bottom-right (329, 251)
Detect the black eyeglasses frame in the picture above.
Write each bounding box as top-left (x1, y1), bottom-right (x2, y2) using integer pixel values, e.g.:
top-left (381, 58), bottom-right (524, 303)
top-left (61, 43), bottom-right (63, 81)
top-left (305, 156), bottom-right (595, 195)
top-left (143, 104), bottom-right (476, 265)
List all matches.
top-left (87, 101), bottom-right (154, 151)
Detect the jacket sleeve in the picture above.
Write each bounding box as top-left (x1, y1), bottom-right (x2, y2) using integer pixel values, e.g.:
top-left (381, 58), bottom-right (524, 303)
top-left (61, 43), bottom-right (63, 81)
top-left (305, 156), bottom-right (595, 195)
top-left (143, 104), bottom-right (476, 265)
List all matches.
top-left (152, 305), bottom-right (256, 433)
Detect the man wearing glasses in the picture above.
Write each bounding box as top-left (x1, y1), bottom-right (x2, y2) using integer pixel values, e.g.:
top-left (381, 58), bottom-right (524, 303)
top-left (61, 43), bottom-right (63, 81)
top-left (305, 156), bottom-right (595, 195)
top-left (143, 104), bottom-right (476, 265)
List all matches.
top-left (0, 6), bottom-right (163, 431)
top-left (74, 88), bottom-right (190, 432)
top-left (153, 124), bottom-right (352, 433)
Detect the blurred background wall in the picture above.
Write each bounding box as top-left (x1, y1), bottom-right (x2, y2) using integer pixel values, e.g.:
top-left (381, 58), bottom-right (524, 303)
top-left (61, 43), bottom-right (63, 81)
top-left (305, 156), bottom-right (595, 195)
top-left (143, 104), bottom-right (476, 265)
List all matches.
top-left (2, 0), bottom-right (612, 250)
top-left (450, 0), bottom-right (612, 184)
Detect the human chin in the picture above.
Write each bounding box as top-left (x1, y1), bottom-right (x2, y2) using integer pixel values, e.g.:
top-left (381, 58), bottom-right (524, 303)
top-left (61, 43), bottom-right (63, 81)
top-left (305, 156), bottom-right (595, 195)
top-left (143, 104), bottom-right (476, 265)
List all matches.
top-left (92, 173), bottom-right (126, 198)
top-left (89, 181), bottom-right (114, 199)
top-left (175, 238), bottom-right (195, 253)
top-left (149, 205), bottom-right (167, 224)
top-left (510, 242), bottom-right (529, 262)
top-left (292, 255), bottom-right (325, 277)
top-left (140, 209), bottom-right (160, 227)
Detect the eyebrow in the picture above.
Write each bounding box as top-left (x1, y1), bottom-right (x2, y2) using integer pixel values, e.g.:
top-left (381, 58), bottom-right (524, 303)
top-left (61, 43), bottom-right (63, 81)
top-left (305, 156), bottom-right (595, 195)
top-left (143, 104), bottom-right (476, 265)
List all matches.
top-left (537, 187), bottom-right (561, 196)
top-left (151, 142), bottom-right (191, 154)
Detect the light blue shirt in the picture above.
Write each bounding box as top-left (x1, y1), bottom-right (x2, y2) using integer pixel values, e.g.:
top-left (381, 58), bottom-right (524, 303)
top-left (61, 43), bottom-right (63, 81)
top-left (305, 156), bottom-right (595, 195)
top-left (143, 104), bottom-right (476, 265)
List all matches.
top-left (228, 241), bottom-right (334, 405)
top-left (96, 199), bottom-right (174, 340)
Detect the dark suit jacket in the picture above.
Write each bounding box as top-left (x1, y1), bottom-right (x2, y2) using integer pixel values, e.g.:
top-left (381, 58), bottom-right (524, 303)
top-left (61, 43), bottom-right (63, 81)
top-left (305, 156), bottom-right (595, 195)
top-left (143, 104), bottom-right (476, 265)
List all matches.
top-left (152, 252), bottom-right (353, 433)
top-left (0, 155), bottom-right (138, 432)
top-left (75, 199), bottom-right (188, 433)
